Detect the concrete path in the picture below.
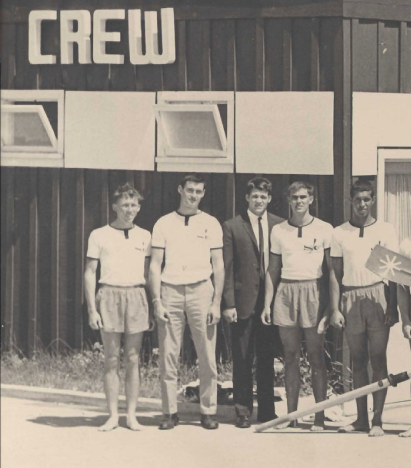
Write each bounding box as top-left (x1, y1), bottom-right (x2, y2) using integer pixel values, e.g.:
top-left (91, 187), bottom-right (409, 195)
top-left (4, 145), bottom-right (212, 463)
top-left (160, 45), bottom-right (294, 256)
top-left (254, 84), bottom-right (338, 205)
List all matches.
top-left (2, 397), bottom-right (410, 468)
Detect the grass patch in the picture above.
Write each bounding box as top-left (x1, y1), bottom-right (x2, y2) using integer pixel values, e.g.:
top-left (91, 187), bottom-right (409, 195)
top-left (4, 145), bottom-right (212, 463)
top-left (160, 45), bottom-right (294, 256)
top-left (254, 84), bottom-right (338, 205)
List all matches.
top-left (0, 344), bottom-right (234, 400)
top-left (1, 343), bottom-right (350, 400)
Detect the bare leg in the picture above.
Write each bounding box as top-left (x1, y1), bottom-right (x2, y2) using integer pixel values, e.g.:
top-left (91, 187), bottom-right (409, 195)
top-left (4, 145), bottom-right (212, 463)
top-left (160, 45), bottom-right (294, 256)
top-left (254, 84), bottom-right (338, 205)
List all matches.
top-left (279, 327), bottom-right (302, 428)
top-left (368, 327), bottom-right (390, 437)
top-left (99, 331), bottom-right (121, 431)
top-left (124, 332), bottom-right (144, 431)
top-left (400, 344), bottom-right (411, 437)
top-left (304, 328), bottom-right (327, 431)
top-left (339, 332), bottom-right (370, 433)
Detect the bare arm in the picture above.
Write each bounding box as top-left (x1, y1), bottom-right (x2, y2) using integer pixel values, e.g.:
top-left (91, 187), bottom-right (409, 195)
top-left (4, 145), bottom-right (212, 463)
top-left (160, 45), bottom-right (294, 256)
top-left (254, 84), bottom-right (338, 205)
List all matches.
top-left (84, 258), bottom-right (103, 330)
top-left (144, 256), bottom-right (155, 330)
top-left (208, 248), bottom-right (225, 325)
top-left (329, 257), bottom-right (345, 329)
top-left (262, 253), bottom-right (282, 325)
top-left (149, 248), bottom-right (170, 323)
top-left (397, 284), bottom-right (411, 339)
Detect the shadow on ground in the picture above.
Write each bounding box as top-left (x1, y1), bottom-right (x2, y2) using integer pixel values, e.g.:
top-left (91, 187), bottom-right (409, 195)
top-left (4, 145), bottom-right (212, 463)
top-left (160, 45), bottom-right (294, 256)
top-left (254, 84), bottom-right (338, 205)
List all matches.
top-left (26, 414), bottom-right (210, 429)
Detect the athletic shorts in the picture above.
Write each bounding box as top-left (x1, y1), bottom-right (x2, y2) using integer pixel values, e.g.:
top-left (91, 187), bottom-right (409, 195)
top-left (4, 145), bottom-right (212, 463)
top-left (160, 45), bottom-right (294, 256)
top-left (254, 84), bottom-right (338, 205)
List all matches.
top-left (340, 282), bottom-right (388, 335)
top-left (273, 278), bottom-right (326, 328)
top-left (96, 284), bottom-right (149, 334)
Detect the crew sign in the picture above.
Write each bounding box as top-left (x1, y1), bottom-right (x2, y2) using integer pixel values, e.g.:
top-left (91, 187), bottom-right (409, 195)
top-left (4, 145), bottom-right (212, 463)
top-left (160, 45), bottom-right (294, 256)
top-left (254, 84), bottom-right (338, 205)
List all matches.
top-left (29, 8), bottom-right (176, 65)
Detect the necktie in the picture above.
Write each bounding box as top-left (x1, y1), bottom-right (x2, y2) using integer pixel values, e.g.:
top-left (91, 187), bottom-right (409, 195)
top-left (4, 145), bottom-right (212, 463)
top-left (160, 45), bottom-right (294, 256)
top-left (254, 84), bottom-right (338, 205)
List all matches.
top-left (258, 217), bottom-right (265, 280)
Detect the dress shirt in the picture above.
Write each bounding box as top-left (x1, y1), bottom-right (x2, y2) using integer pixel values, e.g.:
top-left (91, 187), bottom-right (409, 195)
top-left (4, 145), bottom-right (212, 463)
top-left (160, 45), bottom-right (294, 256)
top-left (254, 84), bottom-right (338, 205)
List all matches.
top-left (247, 209), bottom-right (269, 273)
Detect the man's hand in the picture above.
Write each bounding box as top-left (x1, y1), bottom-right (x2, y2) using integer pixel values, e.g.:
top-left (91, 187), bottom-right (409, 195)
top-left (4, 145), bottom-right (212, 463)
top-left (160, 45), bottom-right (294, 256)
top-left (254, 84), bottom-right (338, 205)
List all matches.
top-left (384, 312), bottom-right (398, 327)
top-left (88, 310), bottom-right (103, 330)
top-left (402, 324), bottom-right (411, 340)
top-left (222, 308), bottom-right (237, 323)
top-left (317, 315), bottom-right (329, 334)
top-left (207, 303), bottom-right (221, 326)
top-left (154, 301), bottom-right (171, 323)
top-left (330, 310), bottom-right (345, 330)
top-left (261, 306), bottom-right (272, 326)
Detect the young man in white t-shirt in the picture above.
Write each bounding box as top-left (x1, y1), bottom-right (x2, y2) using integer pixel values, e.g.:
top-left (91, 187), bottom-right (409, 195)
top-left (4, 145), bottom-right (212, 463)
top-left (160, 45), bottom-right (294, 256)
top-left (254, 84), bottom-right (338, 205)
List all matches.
top-left (397, 237), bottom-right (411, 438)
top-left (263, 181), bottom-right (333, 431)
top-left (84, 183), bottom-right (152, 432)
top-left (330, 179), bottom-right (399, 437)
top-left (149, 174), bottom-right (224, 430)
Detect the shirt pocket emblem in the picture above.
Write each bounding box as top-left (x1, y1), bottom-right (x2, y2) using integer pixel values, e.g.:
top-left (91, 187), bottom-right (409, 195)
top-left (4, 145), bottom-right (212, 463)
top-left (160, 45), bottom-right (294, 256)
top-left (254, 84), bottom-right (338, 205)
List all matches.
top-left (197, 229), bottom-right (208, 240)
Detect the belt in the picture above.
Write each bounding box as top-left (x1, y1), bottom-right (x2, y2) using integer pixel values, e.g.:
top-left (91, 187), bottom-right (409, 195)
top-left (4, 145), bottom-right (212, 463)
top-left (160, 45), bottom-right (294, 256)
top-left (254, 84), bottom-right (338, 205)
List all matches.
top-left (280, 278), bottom-right (321, 284)
top-left (100, 284), bottom-right (144, 289)
top-left (342, 281), bottom-right (383, 292)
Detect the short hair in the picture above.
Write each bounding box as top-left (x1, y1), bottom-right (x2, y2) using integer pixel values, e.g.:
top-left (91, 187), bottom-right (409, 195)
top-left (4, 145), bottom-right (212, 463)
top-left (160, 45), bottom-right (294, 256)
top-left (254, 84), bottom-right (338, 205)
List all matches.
top-left (246, 177), bottom-right (272, 196)
top-left (112, 183), bottom-right (143, 204)
top-left (350, 179), bottom-right (375, 198)
top-left (179, 174), bottom-right (206, 189)
top-left (287, 181), bottom-right (315, 198)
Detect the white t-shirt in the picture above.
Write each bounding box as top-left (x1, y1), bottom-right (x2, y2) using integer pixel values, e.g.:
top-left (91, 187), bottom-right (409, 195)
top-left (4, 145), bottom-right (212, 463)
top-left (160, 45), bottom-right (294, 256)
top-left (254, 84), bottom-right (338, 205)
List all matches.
top-left (152, 211), bottom-right (223, 285)
top-left (270, 217), bottom-right (333, 280)
top-left (87, 224), bottom-right (151, 286)
top-left (331, 220), bottom-right (398, 287)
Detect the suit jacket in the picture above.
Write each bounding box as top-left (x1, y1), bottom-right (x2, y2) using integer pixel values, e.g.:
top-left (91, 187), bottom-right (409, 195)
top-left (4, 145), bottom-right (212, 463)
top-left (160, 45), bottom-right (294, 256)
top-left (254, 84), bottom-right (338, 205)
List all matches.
top-left (222, 212), bottom-right (284, 319)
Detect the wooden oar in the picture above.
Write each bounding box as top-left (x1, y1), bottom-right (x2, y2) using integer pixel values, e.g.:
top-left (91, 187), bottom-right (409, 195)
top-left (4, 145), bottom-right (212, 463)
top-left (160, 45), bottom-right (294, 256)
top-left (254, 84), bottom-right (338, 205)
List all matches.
top-left (255, 371), bottom-right (411, 433)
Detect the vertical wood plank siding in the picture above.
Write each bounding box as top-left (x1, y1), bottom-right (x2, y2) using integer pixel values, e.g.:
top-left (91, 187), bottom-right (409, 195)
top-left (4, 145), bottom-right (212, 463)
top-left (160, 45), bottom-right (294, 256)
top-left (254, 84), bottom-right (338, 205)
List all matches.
top-left (1, 11), bottom-right (411, 358)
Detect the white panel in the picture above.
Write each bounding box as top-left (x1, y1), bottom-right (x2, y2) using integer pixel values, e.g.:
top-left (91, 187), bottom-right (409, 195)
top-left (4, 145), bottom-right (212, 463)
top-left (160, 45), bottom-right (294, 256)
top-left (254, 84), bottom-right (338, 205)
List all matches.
top-left (236, 92), bottom-right (334, 175)
top-left (65, 91), bottom-right (155, 170)
top-left (353, 93), bottom-right (411, 176)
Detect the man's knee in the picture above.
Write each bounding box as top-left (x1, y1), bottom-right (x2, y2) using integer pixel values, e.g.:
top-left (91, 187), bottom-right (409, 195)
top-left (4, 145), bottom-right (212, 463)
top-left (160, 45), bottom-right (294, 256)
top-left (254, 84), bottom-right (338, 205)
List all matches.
top-left (369, 351), bottom-right (387, 371)
top-left (104, 354), bottom-right (120, 371)
top-left (307, 350), bottom-right (325, 369)
top-left (283, 349), bottom-right (300, 366)
top-left (125, 351), bottom-right (140, 367)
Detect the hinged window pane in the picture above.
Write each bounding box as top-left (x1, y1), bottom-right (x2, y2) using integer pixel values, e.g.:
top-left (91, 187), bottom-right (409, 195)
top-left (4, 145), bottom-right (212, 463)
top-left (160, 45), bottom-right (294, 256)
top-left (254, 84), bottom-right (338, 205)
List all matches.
top-left (154, 104), bottom-right (227, 157)
top-left (1, 105), bottom-right (57, 152)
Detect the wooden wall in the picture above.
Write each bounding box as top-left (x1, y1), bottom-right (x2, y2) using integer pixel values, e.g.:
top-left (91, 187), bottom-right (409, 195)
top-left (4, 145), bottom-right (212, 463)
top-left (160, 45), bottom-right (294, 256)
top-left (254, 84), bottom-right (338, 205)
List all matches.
top-left (1, 1), bottom-right (411, 356)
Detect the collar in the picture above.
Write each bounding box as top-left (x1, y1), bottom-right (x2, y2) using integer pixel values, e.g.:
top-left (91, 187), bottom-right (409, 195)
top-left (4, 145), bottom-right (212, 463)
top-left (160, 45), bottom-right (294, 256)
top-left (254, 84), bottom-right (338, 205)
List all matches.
top-left (175, 210), bottom-right (202, 226)
top-left (247, 209), bottom-right (268, 224)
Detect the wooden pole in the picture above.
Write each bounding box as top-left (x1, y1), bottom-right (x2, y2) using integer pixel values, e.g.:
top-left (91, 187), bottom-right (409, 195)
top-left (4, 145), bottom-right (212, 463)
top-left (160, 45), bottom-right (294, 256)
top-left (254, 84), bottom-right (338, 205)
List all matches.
top-left (255, 371), bottom-right (411, 433)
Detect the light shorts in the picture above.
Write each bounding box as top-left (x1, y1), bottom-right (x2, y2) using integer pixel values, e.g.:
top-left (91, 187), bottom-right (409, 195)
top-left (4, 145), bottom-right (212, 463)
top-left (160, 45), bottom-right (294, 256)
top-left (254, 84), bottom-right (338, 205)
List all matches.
top-left (340, 282), bottom-right (388, 335)
top-left (96, 284), bottom-right (149, 334)
top-left (273, 278), bottom-right (326, 328)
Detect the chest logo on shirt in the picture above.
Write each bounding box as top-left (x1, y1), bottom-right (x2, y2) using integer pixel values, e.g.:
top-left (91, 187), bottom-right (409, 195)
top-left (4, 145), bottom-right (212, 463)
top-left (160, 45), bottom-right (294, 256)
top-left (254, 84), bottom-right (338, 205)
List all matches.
top-left (304, 239), bottom-right (321, 253)
top-left (197, 229), bottom-right (208, 240)
top-left (134, 242), bottom-right (146, 252)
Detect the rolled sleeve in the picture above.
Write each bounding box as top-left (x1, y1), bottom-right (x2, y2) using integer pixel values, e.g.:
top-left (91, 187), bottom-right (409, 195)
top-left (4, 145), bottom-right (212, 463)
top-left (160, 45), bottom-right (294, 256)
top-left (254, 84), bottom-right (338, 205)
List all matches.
top-left (270, 227), bottom-right (282, 255)
top-left (87, 231), bottom-right (100, 259)
top-left (330, 230), bottom-right (343, 257)
top-left (208, 218), bottom-right (223, 249)
top-left (145, 233), bottom-right (152, 257)
top-left (151, 220), bottom-right (166, 249)
top-left (323, 224), bottom-right (333, 250)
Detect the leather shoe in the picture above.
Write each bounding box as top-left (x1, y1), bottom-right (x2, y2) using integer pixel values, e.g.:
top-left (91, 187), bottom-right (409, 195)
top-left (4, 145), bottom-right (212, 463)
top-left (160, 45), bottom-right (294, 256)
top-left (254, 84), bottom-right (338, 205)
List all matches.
top-left (236, 415), bottom-right (251, 428)
top-left (201, 415), bottom-right (219, 430)
top-left (257, 414), bottom-right (278, 424)
top-left (159, 413), bottom-right (179, 430)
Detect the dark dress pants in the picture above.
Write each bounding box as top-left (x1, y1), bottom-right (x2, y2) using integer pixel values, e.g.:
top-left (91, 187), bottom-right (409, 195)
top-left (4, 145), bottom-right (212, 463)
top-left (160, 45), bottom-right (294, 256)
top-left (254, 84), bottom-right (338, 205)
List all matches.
top-left (231, 310), bottom-right (277, 421)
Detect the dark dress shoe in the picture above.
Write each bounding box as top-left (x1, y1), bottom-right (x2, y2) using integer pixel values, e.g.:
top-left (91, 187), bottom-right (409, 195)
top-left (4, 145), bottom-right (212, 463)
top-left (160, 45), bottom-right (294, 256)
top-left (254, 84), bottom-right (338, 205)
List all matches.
top-left (257, 414), bottom-right (278, 424)
top-left (235, 415), bottom-right (251, 428)
top-left (159, 413), bottom-right (179, 430)
top-left (201, 415), bottom-right (219, 430)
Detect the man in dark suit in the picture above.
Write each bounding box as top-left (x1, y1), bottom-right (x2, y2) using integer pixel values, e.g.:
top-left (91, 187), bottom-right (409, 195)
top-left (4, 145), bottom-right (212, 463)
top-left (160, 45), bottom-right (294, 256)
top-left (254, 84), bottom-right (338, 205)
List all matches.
top-left (222, 177), bottom-right (284, 428)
